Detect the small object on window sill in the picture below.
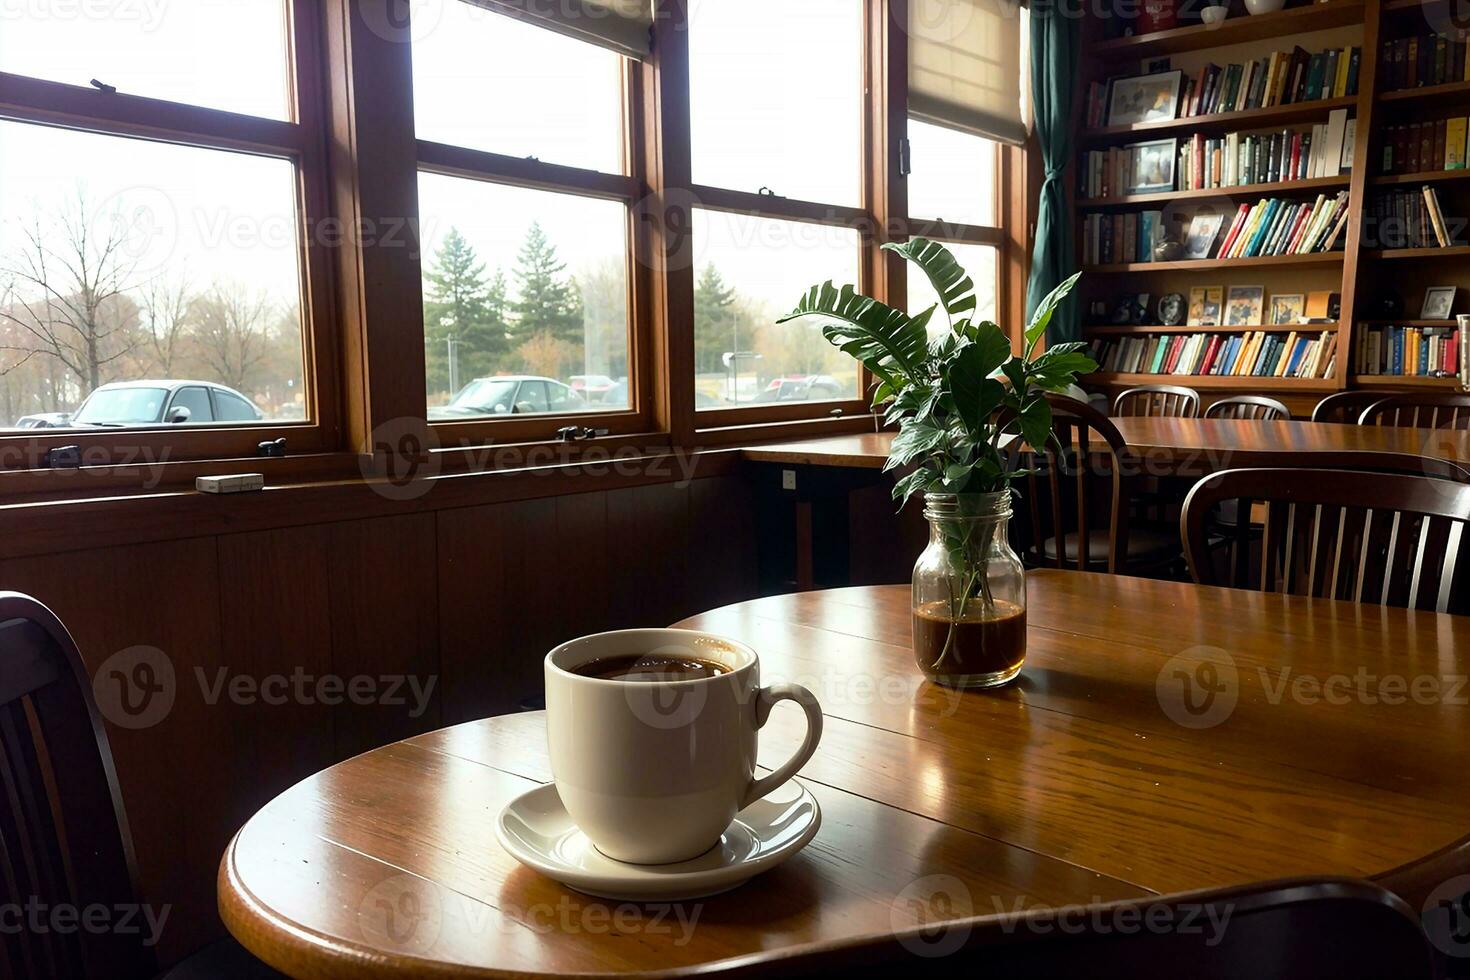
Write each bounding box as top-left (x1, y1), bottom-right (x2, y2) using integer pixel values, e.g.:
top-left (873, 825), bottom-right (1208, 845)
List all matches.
top-left (43, 445), bottom-right (82, 469)
top-left (196, 473), bottom-right (266, 495)
top-left (257, 437), bottom-right (287, 458)
top-left (90, 78), bottom-right (117, 95)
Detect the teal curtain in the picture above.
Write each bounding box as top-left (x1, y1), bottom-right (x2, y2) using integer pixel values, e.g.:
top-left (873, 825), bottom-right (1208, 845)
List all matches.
top-left (1024, 4), bottom-right (1079, 342)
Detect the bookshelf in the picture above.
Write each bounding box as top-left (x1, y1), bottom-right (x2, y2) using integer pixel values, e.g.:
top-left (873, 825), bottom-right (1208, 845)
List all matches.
top-left (1076, 0), bottom-right (1470, 414)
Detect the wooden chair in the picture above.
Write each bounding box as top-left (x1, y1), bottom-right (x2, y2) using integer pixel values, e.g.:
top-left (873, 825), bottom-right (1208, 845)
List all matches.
top-left (0, 593), bottom-right (284, 979)
top-left (1112, 384), bottom-right (1201, 418)
top-left (705, 877), bottom-right (1435, 979)
top-left (1010, 395), bottom-right (1180, 575)
top-left (1204, 395), bottom-right (1290, 421)
top-left (1310, 390), bottom-right (1383, 424)
top-left (1182, 469), bottom-right (1470, 613)
top-left (1360, 392), bottom-right (1470, 429)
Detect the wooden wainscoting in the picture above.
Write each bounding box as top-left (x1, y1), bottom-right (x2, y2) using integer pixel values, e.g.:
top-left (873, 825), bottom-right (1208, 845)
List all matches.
top-left (0, 472), bottom-right (758, 966)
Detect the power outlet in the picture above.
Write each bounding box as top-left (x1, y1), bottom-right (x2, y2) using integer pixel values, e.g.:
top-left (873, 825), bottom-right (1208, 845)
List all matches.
top-left (782, 469), bottom-right (797, 491)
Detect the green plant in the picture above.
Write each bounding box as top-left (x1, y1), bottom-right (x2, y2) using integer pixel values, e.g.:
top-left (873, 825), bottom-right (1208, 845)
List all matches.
top-left (778, 238), bottom-right (1094, 506)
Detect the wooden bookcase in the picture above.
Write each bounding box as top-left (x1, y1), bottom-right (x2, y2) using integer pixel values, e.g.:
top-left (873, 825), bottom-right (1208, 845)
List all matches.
top-left (1076, 0), bottom-right (1470, 415)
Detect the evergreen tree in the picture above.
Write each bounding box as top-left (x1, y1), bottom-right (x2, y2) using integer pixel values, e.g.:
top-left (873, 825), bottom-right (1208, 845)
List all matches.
top-left (423, 228), bottom-right (508, 396)
top-left (693, 264), bottom-right (738, 374)
top-left (509, 222), bottom-right (583, 349)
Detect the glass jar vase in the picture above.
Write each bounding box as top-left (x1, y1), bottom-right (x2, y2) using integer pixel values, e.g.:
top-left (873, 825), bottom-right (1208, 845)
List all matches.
top-left (912, 491), bottom-right (1027, 688)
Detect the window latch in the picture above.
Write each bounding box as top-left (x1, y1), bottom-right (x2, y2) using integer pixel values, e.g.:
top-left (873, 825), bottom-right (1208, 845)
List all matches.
top-left (899, 137), bottom-right (912, 177)
top-left (256, 437), bottom-right (287, 458)
top-left (828, 408), bottom-right (844, 419)
top-left (90, 78), bottom-right (117, 95)
top-left (758, 186), bottom-right (781, 198)
top-left (43, 445), bottom-right (82, 469)
top-left (556, 426), bottom-right (607, 443)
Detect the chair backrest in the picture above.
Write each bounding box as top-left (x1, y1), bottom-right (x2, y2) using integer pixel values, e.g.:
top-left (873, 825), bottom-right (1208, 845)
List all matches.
top-left (706, 877), bottom-right (1434, 979)
top-left (0, 594), bottom-right (153, 980)
top-left (1112, 384), bottom-right (1201, 418)
top-left (1310, 390), bottom-right (1383, 425)
top-left (1204, 395), bottom-right (1291, 421)
top-left (1182, 468), bottom-right (1470, 613)
top-left (1012, 395), bottom-right (1133, 574)
top-left (1360, 393), bottom-right (1470, 430)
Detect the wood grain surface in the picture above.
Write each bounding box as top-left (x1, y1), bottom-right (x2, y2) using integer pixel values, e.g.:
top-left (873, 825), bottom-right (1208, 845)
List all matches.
top-left (220, 571), bottom-right (1470, 977)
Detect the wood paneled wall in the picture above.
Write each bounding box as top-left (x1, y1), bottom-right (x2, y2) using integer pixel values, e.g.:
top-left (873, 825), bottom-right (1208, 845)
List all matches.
top-left (0, 474), bottom-right (758, 965)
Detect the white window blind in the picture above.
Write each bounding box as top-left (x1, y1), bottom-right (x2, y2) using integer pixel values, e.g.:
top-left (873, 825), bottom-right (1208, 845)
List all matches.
top-left (470, 0), bottom-right (653, 60)
top-left (908, 0), bottom-right (1027, 145)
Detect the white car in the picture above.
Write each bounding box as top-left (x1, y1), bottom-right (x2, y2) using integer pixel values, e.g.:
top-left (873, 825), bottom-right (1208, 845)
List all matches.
top-left (428, 376), bottom-right (591, 420)
top-left (66, 381), bottom-right (263, 427)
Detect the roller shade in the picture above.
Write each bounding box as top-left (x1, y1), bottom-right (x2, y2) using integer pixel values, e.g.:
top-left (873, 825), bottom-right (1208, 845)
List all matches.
top-left (909, 0), bottom-right (1027, 145)
top-left (469, 0), bottom-right (654, 60)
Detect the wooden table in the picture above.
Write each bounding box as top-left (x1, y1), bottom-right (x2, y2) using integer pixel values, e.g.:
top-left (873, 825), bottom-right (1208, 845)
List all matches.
top-left (220, 572), bottom-right (1470, 978)
top-left (741, 418), bottom-right (1470, 475)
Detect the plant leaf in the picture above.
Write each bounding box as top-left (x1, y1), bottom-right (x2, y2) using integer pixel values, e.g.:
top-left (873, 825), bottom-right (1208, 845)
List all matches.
top-left (892, 468), bottom-right (936, 507)
top-left (883, 238), bottom-right (977, 321)
top-left (1024, 271), bottom-right (1082, 350)
top-left (780, 281), bottom-right (929, 387)
top-left (885, 421), bottom-right (946, 471)
top-left (1018, 397), bottom-right (1053, 456)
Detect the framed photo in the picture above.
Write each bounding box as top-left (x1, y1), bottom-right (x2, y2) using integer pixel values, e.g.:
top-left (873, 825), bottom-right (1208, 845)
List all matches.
top-left (1107, 70), bottom-right (1183, 127)
top-left (1269, 293), bottom-right (1305, 325)
top-left (1188, 286), bottom-right (1224, 326)
top-left (1422, 286), bottom-right (1457, 320)
top-left (1126, 138), bottom-right (1177, 194)
top-left (1225, 286), bottom-right (1265, 326)
top-left (1182, 212), bottom-right (1225, 259)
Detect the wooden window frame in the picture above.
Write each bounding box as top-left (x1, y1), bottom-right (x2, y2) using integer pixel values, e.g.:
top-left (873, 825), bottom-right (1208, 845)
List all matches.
top-left (413, 44), bottom-right (662, 447)
top-left (0, 1), bottom-right (342, 469)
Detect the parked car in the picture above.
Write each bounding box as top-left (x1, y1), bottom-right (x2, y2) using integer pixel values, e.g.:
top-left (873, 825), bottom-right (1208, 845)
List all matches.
top-left (753, 375), bottom-right (846, 403)
top-left (68, 381), bottom-right (263, 427)
top-left (603, 379), bottom-right (723, 410)
top-left (11, 412), bottom-right (72, 429)
top-left (428, 376), bottom-right (589, 420)
top-left (569, 374), bottom-right (616, 403)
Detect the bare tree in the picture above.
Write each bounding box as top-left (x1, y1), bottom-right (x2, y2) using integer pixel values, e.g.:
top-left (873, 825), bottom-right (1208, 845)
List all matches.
top-left (138, 274), bottom-right (194, 376)
top-left (192, 282), bottom-right (274, 390)
top-left (0, 189), bottom-right (143, 391)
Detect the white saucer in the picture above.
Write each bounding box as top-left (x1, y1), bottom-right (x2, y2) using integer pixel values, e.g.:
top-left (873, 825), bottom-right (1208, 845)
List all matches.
top-left (495, 779), bottom-right (821, 901)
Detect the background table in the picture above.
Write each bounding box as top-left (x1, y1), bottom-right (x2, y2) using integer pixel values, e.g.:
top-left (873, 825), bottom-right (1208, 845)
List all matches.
top-left (221, 571), bottom-right (1470, 978)
top-left (741, 418), bottom-right (1470, 473)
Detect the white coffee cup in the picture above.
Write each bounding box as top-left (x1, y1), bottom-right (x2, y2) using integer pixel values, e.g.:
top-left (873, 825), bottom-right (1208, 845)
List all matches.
top-left (545, 628), bottom-right (823, 865)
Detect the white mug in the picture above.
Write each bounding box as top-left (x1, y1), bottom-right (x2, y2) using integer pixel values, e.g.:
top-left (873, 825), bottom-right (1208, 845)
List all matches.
top-left (544, 628), bottom-right (823, 865)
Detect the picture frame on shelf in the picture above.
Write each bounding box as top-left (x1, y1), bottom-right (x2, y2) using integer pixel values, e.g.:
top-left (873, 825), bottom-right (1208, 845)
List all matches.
top-left (1270, 294), bottom-right (1306, 325)
top-left (1182, 212), bottom-right (1225, 259)
top-left (1225, 286), bottom-right (1265, 326)
top-left (1187, 286), bottom-right (1224, 326)
top-left (1106, 69), bottom-right (1183, 127)
top-left (1422, 286), bottom-right (1457, 320)
top-left (1126, 138), bottom-right (1177, 194)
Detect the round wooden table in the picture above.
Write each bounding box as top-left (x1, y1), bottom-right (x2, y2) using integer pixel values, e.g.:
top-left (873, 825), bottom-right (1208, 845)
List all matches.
top-left (220, 571), bottom-right (1470, 978)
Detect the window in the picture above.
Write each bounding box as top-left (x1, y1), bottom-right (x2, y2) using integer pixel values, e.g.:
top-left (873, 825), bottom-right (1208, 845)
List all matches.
top-left (904, 121), bottom-right (1004, 335)
top-left (688, 0), bottom-right (864, 205)
top-left (0, 3), bottom-right (331, 459)
top-left (412, 3), bottom-right (642, 432)
top-left (693, 211), bottom-right (861, 407)
top-left (0, 2), bottom-right (291, 119)
top-left (687, 0), bottom-right (869, 417)
top-left (411, 1), bottom-right (625, 174)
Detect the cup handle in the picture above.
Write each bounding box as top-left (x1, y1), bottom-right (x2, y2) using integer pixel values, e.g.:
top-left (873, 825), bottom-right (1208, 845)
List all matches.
top-left (741, 683), bottom-right (823, 810)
